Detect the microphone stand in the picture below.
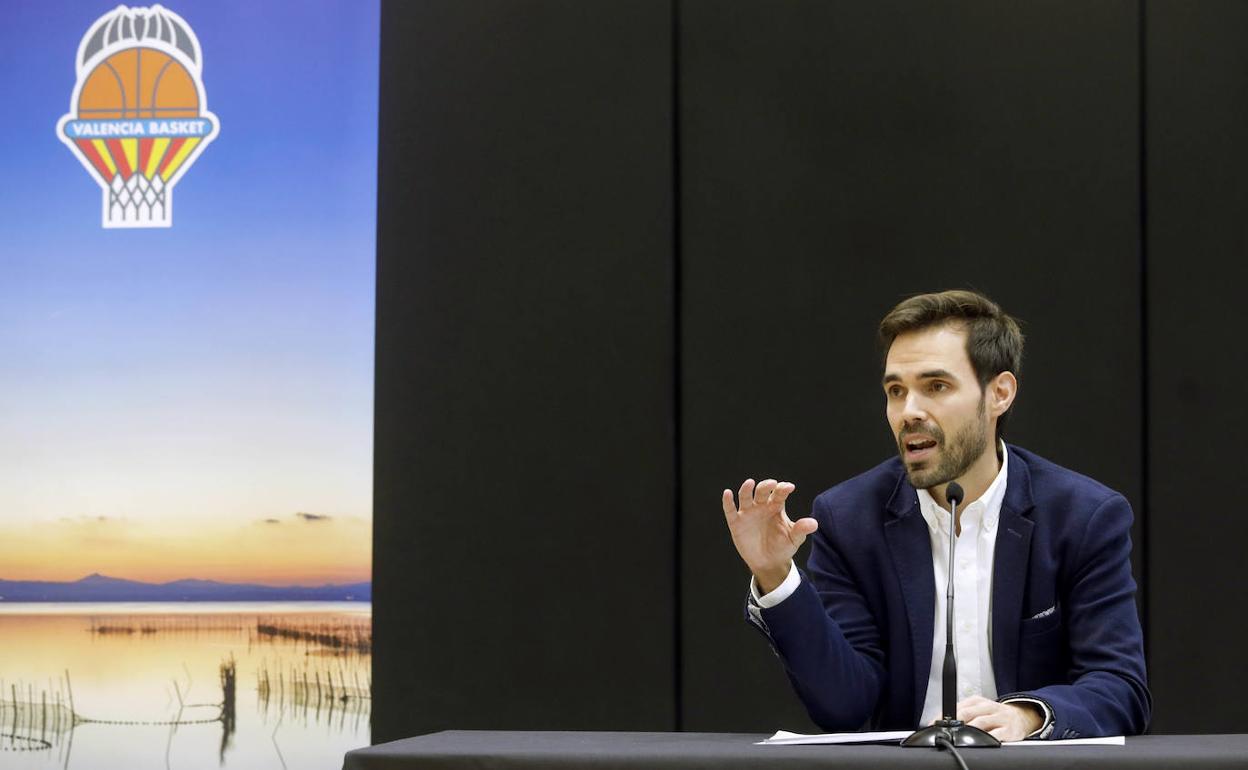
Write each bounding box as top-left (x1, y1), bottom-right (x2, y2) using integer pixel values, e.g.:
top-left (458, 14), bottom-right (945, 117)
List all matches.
top-left (902, 483), bottom-right (1000, 749)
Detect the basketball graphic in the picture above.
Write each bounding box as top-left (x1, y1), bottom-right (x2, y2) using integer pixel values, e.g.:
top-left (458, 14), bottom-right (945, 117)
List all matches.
top-left (57, 5), bottom-right (220, 228)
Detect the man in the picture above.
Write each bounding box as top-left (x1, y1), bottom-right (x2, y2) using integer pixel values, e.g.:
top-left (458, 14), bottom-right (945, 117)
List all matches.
top-left (721, 290), bottom-right (1150, 741)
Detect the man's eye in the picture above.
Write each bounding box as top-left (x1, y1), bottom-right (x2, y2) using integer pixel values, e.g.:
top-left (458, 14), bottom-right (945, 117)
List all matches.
top-left (887, 386), bottom-right (902, 398)
top-left (931, 382), bottom-right (948, 392)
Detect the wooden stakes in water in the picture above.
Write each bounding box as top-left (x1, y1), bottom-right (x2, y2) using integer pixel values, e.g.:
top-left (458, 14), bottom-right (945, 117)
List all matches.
top-left (88, 615), bottom-right (250, 636)
top-left (253, 617), bottom-right (371, 655)
top-left (219, 655), bottom-right (237, 746)
top-left (254, 656), bottom-right (370, 725)
top-left (0, 676), bottom-right (76, 752)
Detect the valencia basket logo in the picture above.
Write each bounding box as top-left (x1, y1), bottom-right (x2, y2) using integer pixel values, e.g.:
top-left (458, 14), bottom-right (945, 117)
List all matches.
top-left (57, 5), bottom-right (219, 228)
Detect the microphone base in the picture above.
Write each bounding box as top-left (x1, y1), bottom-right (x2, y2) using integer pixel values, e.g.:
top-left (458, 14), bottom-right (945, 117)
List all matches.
top-left (901, 720), bottom-right (1001, 748)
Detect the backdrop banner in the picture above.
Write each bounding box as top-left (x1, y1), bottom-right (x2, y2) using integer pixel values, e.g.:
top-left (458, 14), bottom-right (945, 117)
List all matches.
top-left (1, 2), bottom-right (378, 768)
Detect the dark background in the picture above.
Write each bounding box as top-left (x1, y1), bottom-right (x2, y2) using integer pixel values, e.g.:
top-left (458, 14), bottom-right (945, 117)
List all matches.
top-left (373, 0), bottom-right (1248, 740)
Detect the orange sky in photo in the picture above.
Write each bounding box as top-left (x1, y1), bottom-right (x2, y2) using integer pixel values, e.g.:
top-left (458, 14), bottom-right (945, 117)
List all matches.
top-left (0, 513), bottom-right (370, 586)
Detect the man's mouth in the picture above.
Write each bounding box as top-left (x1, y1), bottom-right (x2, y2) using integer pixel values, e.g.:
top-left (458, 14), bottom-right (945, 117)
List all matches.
top-left (902, 436), bottom-right (939, 461)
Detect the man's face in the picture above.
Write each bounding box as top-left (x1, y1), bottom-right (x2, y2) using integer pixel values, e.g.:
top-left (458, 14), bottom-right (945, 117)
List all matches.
top-left (882, 323), bottom-right (991, 490)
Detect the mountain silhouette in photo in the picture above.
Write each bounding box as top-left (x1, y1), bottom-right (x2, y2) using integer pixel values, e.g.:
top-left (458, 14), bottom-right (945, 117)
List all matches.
top-left (0, 573), bottom-right (370, 602)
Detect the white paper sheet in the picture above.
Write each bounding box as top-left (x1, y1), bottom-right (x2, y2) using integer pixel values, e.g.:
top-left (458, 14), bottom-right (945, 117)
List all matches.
top-left (756, 730), bottom-right (912, 745)
top-left (757, 730), bottom-right (1125, 747)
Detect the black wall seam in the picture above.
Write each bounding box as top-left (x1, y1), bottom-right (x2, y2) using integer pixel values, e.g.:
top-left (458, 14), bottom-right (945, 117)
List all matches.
top-left (1137, 0), bottom-right (1152, 676)
top-left (670, 0), bottom-right (684, 733)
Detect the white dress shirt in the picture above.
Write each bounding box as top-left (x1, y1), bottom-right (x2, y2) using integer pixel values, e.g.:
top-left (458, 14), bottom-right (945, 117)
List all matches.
top-left (914, 449), bottom-right (1007, 727)
top-left (751, 445), bottom-right (1052, 736)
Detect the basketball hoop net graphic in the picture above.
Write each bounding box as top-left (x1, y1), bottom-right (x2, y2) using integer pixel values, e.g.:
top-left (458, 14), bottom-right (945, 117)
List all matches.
top-left (56, 5), bottom-right (219, 228)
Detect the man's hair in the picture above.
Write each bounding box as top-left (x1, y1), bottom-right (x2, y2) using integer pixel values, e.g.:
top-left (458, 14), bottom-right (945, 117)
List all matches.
top-left (878, 289), bottom-right (1024, 439)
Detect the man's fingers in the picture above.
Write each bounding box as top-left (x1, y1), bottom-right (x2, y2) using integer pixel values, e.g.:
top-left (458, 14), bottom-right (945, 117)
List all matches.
top-left (753, 479), bottom-right (778, 507)
top-left (792, 517), bottom-right (818, 537)
top-left (955, 696), bottom-right (997, 721)
top-left (960, 698), bottom-right (1024, 741)
top-left (966, 714), bottom-right (1000, 728)
top-left (967, 714), bottom-right (1004, 733)
top-left (738, 479), bottom-right (755, 510)
top-left (787, 517), bottom-right (818, 548)
top-left (967, 713), bottom-right (1015, 742)
top-left (771, 481), bottom-right (796, 507)
top-left (722, 489), bottom-right (737, 519)
top-left (730, 478), bottom-right (796, 517)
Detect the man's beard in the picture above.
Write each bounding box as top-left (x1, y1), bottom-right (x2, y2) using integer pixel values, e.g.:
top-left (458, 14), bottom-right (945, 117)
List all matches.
top-left (898, 398), bottom-right (989, 490)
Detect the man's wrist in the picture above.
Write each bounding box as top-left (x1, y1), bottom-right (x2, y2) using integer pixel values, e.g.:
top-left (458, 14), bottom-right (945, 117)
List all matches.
top-left (1009, 701), bottom-right (1044, 735)
top-left (752, 566), bottom-right (790, 595)
top-left (999, 696), bottom-right (1054, 739)
top-left (751, 561), bottom-right (800, 608)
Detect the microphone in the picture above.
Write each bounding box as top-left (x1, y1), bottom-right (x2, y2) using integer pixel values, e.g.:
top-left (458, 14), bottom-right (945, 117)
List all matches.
top-left (902, 481), bottom-right (1000, 749)
top-left (945, 481), bottom-right (964, 507)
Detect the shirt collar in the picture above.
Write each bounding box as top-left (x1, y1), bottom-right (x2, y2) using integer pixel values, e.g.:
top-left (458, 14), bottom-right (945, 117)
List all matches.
top-left (916, 441), bottom-right (1008, 535)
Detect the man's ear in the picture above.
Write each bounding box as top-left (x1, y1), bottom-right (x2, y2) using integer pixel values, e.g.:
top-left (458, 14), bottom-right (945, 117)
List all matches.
top-left (988, 371), bottom-right (1018, 418)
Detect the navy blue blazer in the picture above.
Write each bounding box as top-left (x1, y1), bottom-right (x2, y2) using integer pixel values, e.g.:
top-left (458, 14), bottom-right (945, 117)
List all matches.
top-left (747, 445), bottom-right (1151, 739)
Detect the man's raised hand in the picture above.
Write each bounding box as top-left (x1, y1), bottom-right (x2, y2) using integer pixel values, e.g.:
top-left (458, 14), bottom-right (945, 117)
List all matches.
top-left (722, 479), bottom-right (819, 595)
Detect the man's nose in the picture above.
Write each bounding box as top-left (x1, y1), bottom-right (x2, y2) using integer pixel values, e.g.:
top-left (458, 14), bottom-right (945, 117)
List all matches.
top-left (901, 393), bottom-right (929, 423)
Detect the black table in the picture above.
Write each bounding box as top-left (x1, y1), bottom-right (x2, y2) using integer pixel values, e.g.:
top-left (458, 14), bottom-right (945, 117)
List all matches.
top-left (343, 731), bottom-right (1248, 769)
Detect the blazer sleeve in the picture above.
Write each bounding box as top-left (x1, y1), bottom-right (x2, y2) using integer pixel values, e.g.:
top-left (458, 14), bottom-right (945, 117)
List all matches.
top-left (745, 496), bottom-right (886, 730)
top-left (1000, 493), bottom-right (1152, 738)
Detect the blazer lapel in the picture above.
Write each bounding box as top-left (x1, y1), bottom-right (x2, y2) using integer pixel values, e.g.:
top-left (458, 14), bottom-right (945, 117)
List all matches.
top-left (991, 446), bottom-right (1036, 696)
top-left (883, 473), bottom-right (934, 727)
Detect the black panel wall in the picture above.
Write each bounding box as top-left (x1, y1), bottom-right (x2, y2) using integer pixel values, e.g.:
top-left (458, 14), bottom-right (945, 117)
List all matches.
top-left (1145, 0), bottom-right (1248, 734)
top-left (374, 0), bottom-right (1248, 741)
top-left (372, 0), bottom-right (675, 741)
top-left (678, 0), bottom-right (1142, 731)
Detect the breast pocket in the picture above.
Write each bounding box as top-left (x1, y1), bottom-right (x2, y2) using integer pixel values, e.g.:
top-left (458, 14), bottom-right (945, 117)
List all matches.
top-left (1016, 605), bottom-right (1066, 689)
top-left (1020, 604), bottom-right (1061, 636)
